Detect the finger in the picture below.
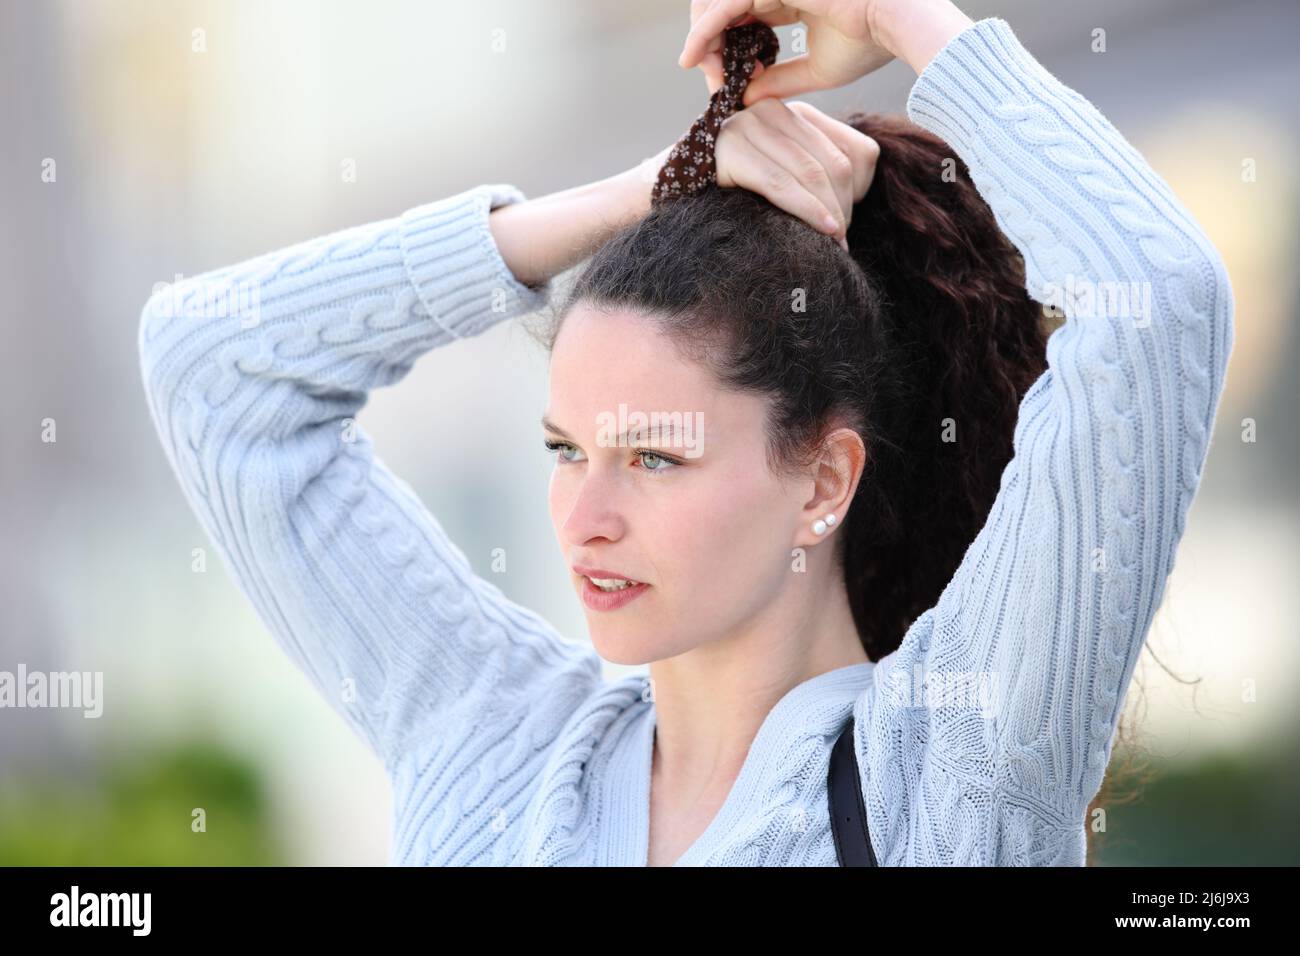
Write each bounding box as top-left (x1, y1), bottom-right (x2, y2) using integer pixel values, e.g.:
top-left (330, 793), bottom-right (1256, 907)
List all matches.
top-left (724, 138), bottom-right (842, 239)
top-left (741, 119), bottom-right (845, 237)
top-left (680, 0), bottom-right (756, 68)
top-left (683, 0), bottom-right (800, 68)
top-left (786, 102), bottom-right (881, 202)
top-left (738, 101), bottom-right (850, 230)
top-left (700, 50), bottom-right (724, 94)
top-left (689, 0), bottom-right (727, 56)
top-left (680, 0), bottom-right (798, 67)
top-left (758, 102), bottom-right (855, 227)
top-left (741, 54), bottom-right (833, 105)
top-left (738, 7), bottom-right (801, 27)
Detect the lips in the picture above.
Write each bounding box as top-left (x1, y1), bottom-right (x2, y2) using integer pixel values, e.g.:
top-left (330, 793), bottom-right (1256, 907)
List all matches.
top-left (577, 573), bottom-right (651, 612)
top-left (572, 564), bottom-right (647, 586)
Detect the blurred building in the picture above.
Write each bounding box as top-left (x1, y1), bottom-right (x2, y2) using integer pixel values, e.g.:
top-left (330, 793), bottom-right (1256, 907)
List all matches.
top-left (2, 0), bottom-right (1297, 864)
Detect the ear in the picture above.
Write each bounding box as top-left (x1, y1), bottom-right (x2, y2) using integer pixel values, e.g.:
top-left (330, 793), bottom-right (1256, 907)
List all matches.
top-left (794, 427), bottom-right (867, 550)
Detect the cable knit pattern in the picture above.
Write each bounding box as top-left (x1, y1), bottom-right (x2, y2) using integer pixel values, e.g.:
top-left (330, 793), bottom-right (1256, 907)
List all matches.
top-left (138, 17), bottom-right (1233, 865)
top-left (854, 17), bottom-right (1233, 865)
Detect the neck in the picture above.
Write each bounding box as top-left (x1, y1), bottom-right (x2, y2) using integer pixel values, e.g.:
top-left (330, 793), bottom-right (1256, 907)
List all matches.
top-left (646, 561), bottom-right (867, 800)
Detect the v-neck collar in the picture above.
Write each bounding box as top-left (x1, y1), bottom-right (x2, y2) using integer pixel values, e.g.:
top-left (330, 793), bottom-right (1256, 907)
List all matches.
top-left (625, 661), bottom-right (877, 867)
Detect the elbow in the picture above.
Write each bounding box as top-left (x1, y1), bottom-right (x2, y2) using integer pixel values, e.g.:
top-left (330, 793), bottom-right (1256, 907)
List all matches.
top-left (1184, 229), bottom-right (1236, 382)
top-left (138, 286), bottom-right (169, 406)
top-left (137, 284), bottom-right (192, 475)
top-left (1187, 243), bottom-right (1236, 418)
top-left (1190, 223), bottom-right (1227, 340)
top-left (1205, 249), bottom-right (1236, 385)
top-left (138, 278), bottom-right (213, 431)
top-left (138, 283), bottom-right (186, 416)
top-left (1170, 238), bottom-right (1235, 481)
top-left (137, 275), bottom-right (229, 407)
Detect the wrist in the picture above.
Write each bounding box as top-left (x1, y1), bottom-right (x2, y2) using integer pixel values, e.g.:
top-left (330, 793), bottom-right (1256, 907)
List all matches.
top-left (873, 0), bottom-right (974, 75)
top-left (489, 153), bottom-right (666, 287)
top-left (615, 144), bottom-right (674, 224)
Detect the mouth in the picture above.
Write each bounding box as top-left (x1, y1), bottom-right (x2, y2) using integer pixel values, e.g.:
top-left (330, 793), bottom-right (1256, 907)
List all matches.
top-left (572, 565), bottom-right (651, 611)
top-left (572, 566), bottom-right (648, 591)
top-left (584, 576), bottom-right (642, 592)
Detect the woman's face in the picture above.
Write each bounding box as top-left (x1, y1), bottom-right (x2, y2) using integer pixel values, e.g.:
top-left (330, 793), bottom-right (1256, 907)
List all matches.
top-left (544, 304), bottom-right (808, 665)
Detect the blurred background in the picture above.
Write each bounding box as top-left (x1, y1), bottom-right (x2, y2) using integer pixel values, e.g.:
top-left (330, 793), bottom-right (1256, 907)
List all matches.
top-left (1, 0), bottom-right (1297, 865)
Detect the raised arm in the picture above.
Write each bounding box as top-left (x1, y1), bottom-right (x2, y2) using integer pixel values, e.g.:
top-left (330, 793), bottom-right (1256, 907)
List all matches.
top-left (137, 170), bottom-right (652, 770)
top-left (855, 16), bottom-right (1235, 862)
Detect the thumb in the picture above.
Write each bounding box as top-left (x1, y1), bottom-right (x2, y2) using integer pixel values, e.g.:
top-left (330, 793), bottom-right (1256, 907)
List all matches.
top-left (741, 55), bottom-right (827, 105)
top-left (701, 50), bottom-right (724, 95)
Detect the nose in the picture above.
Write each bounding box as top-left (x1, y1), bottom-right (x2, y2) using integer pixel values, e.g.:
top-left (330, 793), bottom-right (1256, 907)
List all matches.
top-left (557, 466), bottom-right (626, 550)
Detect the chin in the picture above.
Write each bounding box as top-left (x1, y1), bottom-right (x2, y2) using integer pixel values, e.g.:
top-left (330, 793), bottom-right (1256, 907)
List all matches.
top-left (588, 627), bottom-right (657, 667)
top-left (588, 616), bottom-right (706, 670)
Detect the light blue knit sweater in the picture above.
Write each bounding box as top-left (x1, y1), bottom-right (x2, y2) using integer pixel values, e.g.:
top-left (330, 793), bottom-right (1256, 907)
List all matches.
top-left (138, 17), bottom-right (1234, 865)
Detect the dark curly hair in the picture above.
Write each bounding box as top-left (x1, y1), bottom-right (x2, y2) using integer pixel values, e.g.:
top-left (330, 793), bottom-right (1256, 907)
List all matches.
top-left (539, 111), bottom-right (1147, 862)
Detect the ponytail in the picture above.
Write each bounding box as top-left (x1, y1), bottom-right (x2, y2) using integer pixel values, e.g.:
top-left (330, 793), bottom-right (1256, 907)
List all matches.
top-left (840, 113), bottom-right (1147, 862)
top-left (835, 111), bottom-right (1051, 660)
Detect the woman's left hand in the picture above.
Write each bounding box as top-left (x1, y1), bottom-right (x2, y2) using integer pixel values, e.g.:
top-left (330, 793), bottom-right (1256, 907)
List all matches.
top-left (714, 97), bottom-right (879, 248)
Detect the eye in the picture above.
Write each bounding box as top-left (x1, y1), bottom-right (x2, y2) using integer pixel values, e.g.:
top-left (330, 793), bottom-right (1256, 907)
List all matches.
top-left (544, 439), bottom-right (681, 475)
top-left (543, 439), bottom-right (584, 463)
top-left (634, 449), bottom-right (679, 474)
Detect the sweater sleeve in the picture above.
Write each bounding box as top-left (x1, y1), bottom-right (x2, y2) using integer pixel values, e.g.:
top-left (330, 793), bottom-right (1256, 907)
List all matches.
top-left (854, 18), bottom-right (1235, 863)
top-left (138, 183), bottom-right (604, 771)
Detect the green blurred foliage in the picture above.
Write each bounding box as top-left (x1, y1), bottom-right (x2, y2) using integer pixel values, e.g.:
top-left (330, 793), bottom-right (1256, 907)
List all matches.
top-left (1092, 735), bottom-right (1300, 865)
top-left (0, 740), bottom-right (287, 866)
top-left (2, 732), bottom-right (1296, 865)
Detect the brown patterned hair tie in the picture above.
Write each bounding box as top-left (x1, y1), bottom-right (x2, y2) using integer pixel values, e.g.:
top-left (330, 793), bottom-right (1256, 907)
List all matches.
top-left (651, 21), bottom-right (780, 206)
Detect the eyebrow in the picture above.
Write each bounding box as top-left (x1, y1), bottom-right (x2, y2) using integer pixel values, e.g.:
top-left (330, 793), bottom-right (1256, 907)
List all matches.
top-left (540, 416), bottom-right (575, 440)
top-left (541, 415), bottom-right (702, 448)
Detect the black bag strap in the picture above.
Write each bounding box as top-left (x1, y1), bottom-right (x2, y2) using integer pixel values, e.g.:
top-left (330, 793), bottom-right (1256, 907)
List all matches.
top-left (828, 714), bottom-right (878, 866)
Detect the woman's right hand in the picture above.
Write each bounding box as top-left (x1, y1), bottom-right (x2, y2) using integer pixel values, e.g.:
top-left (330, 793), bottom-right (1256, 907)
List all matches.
top-left (714, 97), bottom-right (879, 249)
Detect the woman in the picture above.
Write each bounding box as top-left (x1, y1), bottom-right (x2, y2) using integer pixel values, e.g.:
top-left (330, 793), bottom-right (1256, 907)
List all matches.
top-left (138, 1), bottom-right (1234, 865)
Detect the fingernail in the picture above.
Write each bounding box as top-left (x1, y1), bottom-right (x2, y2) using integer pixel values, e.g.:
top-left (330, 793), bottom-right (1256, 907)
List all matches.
top-left (823, 214), bottom-right (839, 232)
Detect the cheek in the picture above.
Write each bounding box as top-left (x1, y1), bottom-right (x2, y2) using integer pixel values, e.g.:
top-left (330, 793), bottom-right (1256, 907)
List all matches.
top-left (662, 465), bottom-right (791, 602)
top-left (547, 466), bottom-right (574, 532)
top-left (547, 469), bottom-right (561, 527)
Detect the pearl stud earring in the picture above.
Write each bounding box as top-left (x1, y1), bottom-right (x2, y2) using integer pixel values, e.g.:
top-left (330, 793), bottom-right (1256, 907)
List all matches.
top-left (812, 513), bottom-right (837, 535)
